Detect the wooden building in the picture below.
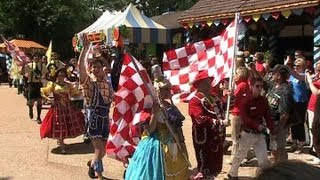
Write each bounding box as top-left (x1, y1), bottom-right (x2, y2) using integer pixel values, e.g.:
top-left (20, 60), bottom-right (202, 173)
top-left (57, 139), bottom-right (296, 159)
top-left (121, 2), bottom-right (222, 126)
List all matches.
top-left (178, 0), bottom-right (320, 66)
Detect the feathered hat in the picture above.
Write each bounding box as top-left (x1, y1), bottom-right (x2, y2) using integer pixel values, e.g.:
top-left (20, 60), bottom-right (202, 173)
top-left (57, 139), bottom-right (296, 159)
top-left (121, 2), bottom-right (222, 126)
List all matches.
top-left (152, 64), bottom-right (171, 91)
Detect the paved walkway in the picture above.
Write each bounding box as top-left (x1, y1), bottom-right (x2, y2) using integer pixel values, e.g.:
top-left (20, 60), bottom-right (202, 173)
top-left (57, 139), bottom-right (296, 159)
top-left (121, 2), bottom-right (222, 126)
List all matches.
top-left (0, 85), bottom-right (124, 180)
top-left (0, 84), bottom-right (316, 180)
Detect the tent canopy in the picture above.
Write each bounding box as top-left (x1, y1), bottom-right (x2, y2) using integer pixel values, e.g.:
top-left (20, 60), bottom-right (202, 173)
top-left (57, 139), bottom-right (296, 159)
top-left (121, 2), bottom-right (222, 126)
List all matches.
top-left (78, 3), bottom-right (171, 44)
top-left (77, 10), bottom-right (120, 36)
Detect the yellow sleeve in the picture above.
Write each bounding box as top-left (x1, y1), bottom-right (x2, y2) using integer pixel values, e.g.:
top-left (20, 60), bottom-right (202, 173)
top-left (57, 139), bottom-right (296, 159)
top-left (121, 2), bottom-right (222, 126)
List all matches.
top-left (41, 81), bottom-right (54, 96)
top-left (68, 83), bottom-right (80, 97)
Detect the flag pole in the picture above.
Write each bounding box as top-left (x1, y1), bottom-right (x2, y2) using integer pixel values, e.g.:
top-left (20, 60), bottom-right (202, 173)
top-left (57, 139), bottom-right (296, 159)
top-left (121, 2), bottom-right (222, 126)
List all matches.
top-left (225, 13), bottom-right (240, 125)
top-left (128, 53), bottom-right (192, 167)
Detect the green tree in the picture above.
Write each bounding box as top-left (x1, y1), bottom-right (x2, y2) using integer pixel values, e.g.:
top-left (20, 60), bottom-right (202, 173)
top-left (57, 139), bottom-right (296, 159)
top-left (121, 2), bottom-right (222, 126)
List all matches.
top-left (0, 0), bottom-right (97, 59)
top-left (0, 0), bottom-right (198, 59)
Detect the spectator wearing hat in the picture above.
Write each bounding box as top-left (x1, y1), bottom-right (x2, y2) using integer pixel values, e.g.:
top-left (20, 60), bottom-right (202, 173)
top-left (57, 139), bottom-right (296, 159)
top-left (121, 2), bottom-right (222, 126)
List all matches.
top-left (266, 65), bottom-right (294, 162)
top-left (188, 75), bottom-right (226, 179)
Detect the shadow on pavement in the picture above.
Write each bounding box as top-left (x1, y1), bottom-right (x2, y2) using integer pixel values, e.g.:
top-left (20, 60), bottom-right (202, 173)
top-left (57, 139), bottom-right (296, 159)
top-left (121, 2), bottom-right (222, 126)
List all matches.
top-left (51, 142), bottom-right (94, 155)
top-left (0, 177), bottom-right (13, 180)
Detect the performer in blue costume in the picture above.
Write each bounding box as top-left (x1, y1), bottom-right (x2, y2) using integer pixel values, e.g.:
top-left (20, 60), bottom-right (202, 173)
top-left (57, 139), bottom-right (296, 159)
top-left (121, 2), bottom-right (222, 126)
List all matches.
top-left (79, 51), bottom-right (113, 179)
top-left (125, 66), bottom-right (189, 180)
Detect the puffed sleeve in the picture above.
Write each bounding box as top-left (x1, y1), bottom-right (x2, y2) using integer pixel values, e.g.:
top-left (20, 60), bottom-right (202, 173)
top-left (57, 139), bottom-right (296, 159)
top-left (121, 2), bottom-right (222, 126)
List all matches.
top-left (68, 83), bottom-right (80, 97)
top-left (41, 81), bottom-right (54, 96)
top-left (188, 96), bottom-right (212, 127)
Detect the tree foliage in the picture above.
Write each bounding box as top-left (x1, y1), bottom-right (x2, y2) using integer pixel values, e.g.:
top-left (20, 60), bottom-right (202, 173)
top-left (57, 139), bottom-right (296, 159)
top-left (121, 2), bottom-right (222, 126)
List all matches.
top-left (0, 0), bottom-right (197, 59)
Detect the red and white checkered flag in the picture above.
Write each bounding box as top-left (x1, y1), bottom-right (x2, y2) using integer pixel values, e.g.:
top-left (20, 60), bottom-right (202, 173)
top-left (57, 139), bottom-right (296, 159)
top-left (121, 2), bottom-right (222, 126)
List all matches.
top-left (2, 37), bottom-right (30, 66)
top-left (163, 20), bottom-right (236, 103)
top-left (106, 53), bottom-right (154, 162)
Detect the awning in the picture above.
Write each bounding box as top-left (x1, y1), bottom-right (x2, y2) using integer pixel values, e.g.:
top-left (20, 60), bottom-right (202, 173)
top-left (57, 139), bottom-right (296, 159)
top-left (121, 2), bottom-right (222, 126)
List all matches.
top-left (0, 39), bottom-right (46, 49)
top-left (78, 4), bottom-right (171, 44)
top-left (77, 10), bottom-right (120, 36)
top-left (178, 0), bottom-right (319, 24)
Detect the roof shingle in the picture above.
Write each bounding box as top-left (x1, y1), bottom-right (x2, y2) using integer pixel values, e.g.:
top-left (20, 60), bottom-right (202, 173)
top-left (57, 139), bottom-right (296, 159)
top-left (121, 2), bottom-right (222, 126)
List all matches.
top-left (178, 0), bottom-right (319, 23)
top-left (0, 39), bottom-right (46, 49)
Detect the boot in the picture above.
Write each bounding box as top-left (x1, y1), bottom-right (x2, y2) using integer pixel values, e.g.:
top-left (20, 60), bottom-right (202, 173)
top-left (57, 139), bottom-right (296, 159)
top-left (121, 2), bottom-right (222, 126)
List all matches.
top-left (28, 105), bottom-right (33, 119)
top-left (36, 104), bottom-right (42, 124)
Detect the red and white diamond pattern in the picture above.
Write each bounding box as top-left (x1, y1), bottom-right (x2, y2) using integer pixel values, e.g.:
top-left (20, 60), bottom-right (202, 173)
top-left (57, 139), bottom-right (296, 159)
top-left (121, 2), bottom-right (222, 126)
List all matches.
top-left (2, 37), bottom-right (30, 66)
top-left (106, 53), bottom-right (154, 162)
top-left (163, 20), bottom-right (236, 103)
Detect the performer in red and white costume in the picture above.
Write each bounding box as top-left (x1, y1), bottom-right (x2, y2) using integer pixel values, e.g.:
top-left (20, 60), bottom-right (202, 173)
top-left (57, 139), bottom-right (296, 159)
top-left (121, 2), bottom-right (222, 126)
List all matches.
top-left (189, 76), bottom-right (226, 179)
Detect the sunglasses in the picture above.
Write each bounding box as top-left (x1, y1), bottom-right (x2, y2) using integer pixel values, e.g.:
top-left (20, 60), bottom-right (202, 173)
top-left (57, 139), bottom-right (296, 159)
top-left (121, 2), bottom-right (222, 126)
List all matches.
top-left (293, 64), bottom-right (300, 68)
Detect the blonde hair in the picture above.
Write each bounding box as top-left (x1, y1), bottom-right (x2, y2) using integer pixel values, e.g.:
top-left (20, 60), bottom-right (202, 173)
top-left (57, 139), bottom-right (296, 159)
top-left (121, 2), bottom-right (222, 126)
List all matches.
top-left (294, 58), bottom-right (307, 69)
top-left (236, 67), bottom-right (249, 80)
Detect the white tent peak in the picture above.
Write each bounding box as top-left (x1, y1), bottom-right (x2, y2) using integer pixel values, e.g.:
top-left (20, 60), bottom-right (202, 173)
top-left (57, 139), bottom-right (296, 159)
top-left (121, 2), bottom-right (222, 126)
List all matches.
top-left (77, 9), bottom-right (120, 35)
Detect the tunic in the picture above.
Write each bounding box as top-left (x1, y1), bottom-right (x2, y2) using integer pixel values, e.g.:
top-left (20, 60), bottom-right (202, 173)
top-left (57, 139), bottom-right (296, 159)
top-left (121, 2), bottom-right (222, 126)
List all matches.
top-left (189, 92), bottom-right (225, 178)
top-left (82, 76), bottom-right (113, 139)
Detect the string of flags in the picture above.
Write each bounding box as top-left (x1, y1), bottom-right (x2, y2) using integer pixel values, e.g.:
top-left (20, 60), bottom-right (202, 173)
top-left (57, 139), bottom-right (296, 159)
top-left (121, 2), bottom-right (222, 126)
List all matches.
top-left (183, 7), bottom-right (316, 29)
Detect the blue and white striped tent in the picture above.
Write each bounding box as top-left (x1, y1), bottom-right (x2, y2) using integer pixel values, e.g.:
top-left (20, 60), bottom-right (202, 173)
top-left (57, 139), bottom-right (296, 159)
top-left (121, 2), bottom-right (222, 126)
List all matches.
top-left (79, 4), bottom-right (171, 44)
top-left (105, 3), bottom-right (171, 44)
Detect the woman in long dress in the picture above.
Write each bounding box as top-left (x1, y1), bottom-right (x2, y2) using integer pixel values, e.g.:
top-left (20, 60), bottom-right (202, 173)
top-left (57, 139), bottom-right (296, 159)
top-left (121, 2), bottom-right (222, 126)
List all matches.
top-left (125, 77), bottom-right (190, 180)
top-left (40, 68), bottom-right (85, 154)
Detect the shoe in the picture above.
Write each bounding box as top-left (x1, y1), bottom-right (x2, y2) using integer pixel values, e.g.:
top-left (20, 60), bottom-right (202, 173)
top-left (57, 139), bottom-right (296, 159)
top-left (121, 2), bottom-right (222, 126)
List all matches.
top-left (227, 174), bottom-right (239, 180)
top-left (225, 159), bottom-right (232, 165)
top-left (190, 172), bottom-right (203, 179)
top-left (87, 160), bottom-right (98, 179)
top-left (36, 118), bottom-right (42, 124)
top-left (294, 149), bottom-right (303, 154)
top-left (29, 110), bottom-right (34, 119)
top-left (289, 144), bottom-right (297, 152)
top-left (306, 157), bottom-right (314, 161)
top-left (83, 136), bottom-right (91, 144)
top-left (61, 149), bottom-right (66, 154)
top-left (311, 157), bottom-right (320, 165)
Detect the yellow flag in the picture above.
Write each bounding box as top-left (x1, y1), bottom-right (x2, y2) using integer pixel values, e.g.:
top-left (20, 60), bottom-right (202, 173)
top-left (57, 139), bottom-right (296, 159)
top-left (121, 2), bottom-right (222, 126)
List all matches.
top-left (46, 40), bottom-right (52, 65)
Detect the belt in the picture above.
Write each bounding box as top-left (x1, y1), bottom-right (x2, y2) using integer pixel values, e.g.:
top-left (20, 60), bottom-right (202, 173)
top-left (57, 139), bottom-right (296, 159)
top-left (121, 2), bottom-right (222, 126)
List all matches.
top-left (86, 105), bottom-right (109, 109)
top-left (243, 128), bottom-right (260, 134)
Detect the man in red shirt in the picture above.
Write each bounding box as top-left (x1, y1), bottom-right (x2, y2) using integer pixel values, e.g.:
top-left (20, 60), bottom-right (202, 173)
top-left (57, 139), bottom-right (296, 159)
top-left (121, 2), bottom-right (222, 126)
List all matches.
top-left (228, 78), bottom-right (274, 179)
